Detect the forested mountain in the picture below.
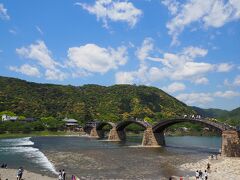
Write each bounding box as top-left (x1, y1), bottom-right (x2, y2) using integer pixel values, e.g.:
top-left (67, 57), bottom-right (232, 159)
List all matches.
top-left (0, 76), bottom-right (195, 123)
top-left (192, 106), bottom-right (229, 118)
top-left (192, 106), bottom-right (240, 126)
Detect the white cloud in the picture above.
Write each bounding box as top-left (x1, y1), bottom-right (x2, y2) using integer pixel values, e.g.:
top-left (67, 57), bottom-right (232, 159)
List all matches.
top-left (193, 77), bottom-right (209, 85)
top-left (214, 90), bottom-right (240, 98)
top-left (16, 40), bottom-right (58, 70)
top-left (0, 3), bottom-right (10, 20)
top-left (162, 0), bottom-right (180, 15)
top-left (115, 42), bottom-right (233, 85)
top-left (148, 67), bottom-right (169, 82)
top-left (67, 43), bottom-right (127, 74)
top-left (163, 0), bottom-right (240, 45)
top-left (171, 62), bottom-right (214, 80)
top-left (163, 82), bottom-right (186, 93)
top-left (9, 29), bottom-right (17, 35)
top-left (36, 26), bottom-right (43, 35)
top-left (45, 69), bottom-right (67, 81)
top-left (9, 64), bottom-right (41, 77)
top-left (77, 0), bottom-right (142, 28)
top-left (115, 71), bottom-right (135, 84)
top-left (176, 90), bottom-right (240, 105)
top-left (233, 75), bottom-right (240, 86)
top-left (16, 41), bottom-right (67, 80)
top-left (115, 64), bottom-right (148, 84)
top-left (148, 46), bottom-right (213, 80)
top-left (176, 93), bottom-right (213, 105)
top-left (136, 38), bottom-right (154, 61)
top-left (216, 63), bottom-right (233, 72)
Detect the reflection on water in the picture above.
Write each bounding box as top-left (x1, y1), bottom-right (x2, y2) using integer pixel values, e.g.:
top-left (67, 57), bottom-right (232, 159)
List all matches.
top-left (0, 135), bottom-right (221, 179)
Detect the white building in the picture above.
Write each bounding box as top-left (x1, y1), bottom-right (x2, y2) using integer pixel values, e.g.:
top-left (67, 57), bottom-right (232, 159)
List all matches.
top-left (1, 114), bottom-right (18, 121)
top-left (63, 118), bottom-right (80, 131)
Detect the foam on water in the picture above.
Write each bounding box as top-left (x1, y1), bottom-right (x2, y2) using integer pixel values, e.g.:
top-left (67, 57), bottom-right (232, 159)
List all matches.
top-left (0, 137), bottom-right (58, 175)
top-left (0, 137), bottom-right (34, 146)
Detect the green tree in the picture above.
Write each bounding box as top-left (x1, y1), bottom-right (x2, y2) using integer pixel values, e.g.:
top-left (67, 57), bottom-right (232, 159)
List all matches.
top-left (41, 117), bottom-right (64, 131)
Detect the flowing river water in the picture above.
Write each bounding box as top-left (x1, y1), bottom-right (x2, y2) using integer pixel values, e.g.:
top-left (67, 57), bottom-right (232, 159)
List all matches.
top-left (0, 135), bottom-right (221, 179)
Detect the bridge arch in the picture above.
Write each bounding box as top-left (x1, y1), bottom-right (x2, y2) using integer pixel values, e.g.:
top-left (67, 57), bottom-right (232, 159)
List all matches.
top-left (96, 122), bottom-right (116, 131)
top-left (116, 120), bottom-right (150, 131)
top-left (152, 118), bottom-right (230, 133)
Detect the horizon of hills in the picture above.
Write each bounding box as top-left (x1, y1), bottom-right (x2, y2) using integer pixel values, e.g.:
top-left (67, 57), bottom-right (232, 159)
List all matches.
top-left (0, 76), bottom-right (239, 125)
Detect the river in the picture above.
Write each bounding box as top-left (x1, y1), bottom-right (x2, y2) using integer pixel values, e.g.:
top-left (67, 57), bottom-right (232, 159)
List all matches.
top-left (0, 135), bottom-right (221, 179)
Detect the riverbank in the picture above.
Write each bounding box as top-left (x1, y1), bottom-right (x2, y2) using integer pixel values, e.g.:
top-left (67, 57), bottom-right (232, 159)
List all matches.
top-left (0, 131), bottom-right (85, 138)
top-left (180, 156), bottom-right (240, 179)
top-left (0, 168), bottom-right (57, 180)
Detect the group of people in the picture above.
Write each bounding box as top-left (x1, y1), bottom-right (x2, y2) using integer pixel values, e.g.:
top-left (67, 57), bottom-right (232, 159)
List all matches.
top-left (195, 170), bottom-right (208, 179)
top-left (17, 167), bottom-right (24, 180)
top-left (0, 164), bottom-right (7, 169)
top-left (195, 163), bottom-right (210, 180)
top-left (58, 169), bottom-right (66, 180)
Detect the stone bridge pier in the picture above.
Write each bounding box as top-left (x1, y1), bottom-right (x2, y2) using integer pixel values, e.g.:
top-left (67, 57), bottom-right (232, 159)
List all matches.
top-left (142, 127), bottom-right (165, 147)
top-left (108, 127), bottom-right (126, 141)
top-left (221, 130), bottom-right (240, 157)
top-left (89, 127), bottom-right (104, 139)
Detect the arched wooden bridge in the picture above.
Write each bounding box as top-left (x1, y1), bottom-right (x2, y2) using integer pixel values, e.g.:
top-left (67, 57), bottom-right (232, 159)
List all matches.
top-left (84, 118), bottom-right (240, 157)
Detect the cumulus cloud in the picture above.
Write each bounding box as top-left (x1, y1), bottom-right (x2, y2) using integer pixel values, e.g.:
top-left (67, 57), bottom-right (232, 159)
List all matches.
top-left (233, 75), bottom-right (240, 86)
top-left (136, 37), bottom-right (154, 61)
top-left (163, 82), bottom-right (186, 93)
top-left (214, 90), bottom-right (240, 98)
top-left (193, 77), bottom-right (209, 85)
top-left (115, 64), bottom-right (148, 84)
top-left (16, 40), bottom-right (59, 70)
top-left (0, 3), bottom-right (10, 20)
top-left (177, 90), bottom-right (240, 105)
top-left (148, 46), bottom-right (213, 80)
top-left (115, 71), bottom-right (135, 84)
top-left (9, 64), bottom-right (41, 77)
top-left (163, 0), bottom-right (240, 45)
top-left (176, 93), bottom-right (213, 105)
top-left (45, 69), bottom-right (67, 81)
top-left (67, 43), bottom-right (128, 74)
top-left (16, 41), bottom-right (66, 80)
top-left (216, 63), bottom-right (233, 72)
top-left (162, 0), bottom-right (180, 15)
top-left (115, 40), bottom-right (232, 85)
top-left (77, 0), bottom-right (142, 28)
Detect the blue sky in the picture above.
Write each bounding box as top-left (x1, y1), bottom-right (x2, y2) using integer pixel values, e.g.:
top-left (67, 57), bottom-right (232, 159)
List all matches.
top-left (0, 0), bottom-right (240, 110)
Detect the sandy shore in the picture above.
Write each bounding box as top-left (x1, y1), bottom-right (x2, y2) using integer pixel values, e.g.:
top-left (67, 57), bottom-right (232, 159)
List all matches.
top-left (180, 156), bottom-right (240, 180)
top-left (1, 156), bottom-right (240, 180)
top-left (0, 168), bottom-right (57, 180)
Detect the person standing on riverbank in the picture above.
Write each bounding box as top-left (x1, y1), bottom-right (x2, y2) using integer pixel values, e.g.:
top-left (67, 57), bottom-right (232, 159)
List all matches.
top-left (207, 163), bottom-right (210, 171)
top-left (62, 169), bottom-right (66, 180)
top-left (204, 170), bottom-right (208, 180)
top-left (195, 170), bottom-right (199, 179)
top-left (58, 170), bottom-right (62, 180)
top-left (17, 167), bottom-right (23, 180)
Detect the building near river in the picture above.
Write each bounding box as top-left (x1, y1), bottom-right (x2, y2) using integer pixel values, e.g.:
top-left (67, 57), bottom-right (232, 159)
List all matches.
top-left (63, 118), bottom-right (81, 131)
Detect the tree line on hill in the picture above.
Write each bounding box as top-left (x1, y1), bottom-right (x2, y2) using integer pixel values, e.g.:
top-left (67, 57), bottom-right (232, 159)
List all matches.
top-left (0, 76), bottom-right (195, 124)
top-left (0, 76), bottom-right (239, 135)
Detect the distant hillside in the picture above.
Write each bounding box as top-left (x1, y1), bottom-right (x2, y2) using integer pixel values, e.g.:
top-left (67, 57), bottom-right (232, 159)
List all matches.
top-left (192, 106), bottom-right (240, 126)
top-left (0, 76), bottom-right (195, 123)
top-left (192, 106), bottom-right (229, 118)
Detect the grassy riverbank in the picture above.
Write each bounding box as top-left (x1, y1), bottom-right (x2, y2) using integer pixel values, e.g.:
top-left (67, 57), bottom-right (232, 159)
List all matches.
top-left (0, 131), bottom-right (84, 138)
